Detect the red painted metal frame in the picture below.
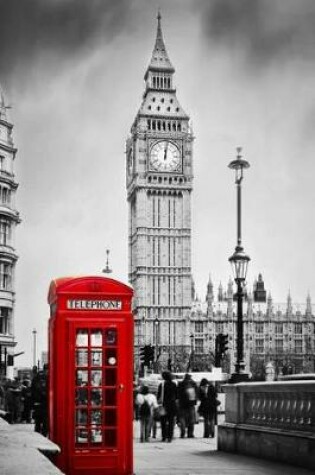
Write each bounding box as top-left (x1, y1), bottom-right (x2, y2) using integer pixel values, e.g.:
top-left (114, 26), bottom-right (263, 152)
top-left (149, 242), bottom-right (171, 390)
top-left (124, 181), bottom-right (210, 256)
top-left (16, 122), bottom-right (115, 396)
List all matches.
top-left (48, 276), bottom-right (134, 475)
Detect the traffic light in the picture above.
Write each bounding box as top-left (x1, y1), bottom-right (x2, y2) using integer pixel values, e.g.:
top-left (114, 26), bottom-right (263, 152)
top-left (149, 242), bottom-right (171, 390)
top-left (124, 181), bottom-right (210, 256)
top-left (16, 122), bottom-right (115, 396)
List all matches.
top-left (215, 333), bottom-right (229, 367)
top-left (139, 346), bottom-right (146, 364)
top-left (220, 334), bottom-right (229, 355)
top-left (144, 344), bottom-right (155, 367)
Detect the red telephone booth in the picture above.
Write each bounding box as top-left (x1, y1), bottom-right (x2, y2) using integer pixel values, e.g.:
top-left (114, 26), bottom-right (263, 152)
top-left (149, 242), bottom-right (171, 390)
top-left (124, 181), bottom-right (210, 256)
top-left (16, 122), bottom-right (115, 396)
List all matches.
top-left (47, 276), bottom-right (134, 475)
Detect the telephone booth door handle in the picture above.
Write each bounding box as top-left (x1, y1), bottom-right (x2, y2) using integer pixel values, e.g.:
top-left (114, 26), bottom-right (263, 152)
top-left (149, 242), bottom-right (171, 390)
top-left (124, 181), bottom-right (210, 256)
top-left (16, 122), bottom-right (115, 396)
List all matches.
top-left (118, 383), bottom-right (124, 392)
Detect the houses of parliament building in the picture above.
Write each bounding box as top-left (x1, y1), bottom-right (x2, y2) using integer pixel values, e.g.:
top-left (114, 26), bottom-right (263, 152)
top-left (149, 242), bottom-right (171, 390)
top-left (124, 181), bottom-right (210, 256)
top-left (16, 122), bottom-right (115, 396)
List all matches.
top-left (126, 13), bottom-right (315, 378)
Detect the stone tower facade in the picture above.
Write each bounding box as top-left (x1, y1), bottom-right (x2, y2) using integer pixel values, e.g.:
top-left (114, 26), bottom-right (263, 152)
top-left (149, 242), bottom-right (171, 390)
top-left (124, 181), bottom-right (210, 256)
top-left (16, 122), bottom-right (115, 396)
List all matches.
top-left (126, 14), bottom-right (194, 371)
top-left (0, 86), bottom-right (20, 378)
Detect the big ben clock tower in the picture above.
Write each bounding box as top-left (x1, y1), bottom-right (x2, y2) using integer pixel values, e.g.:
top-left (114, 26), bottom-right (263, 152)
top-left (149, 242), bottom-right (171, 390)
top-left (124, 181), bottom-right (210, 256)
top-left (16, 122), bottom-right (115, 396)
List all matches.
top-left (126, 13), bottom-right (194, 371)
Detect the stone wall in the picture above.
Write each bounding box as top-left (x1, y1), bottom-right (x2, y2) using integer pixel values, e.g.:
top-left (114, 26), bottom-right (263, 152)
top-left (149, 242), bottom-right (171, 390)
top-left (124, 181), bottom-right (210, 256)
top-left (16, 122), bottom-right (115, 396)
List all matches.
top-left (218, 381), bottom-right (315, 470)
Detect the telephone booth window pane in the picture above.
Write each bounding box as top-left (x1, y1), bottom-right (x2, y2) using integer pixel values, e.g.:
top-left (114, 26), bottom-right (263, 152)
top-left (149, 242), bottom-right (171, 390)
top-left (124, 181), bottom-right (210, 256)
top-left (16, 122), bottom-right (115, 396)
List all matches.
top-left (91, 428), bottom-right (102, 444)
top-left (105, 389), bottom-right (116, 406)
top-left (105, 348), bottom-right (117, 366)
top-left (105, 328), bottom-right (117, 345)
top-left (91, 389), bottom-right (102, 406)
top-left (76, 370), bottom-right (88, 386)
top-left (76, 330), bottom-right (88, 347)
top-left (104, 368), bottom-right (116, 386)
top-left (104, 429), bottom-right (117, 447)
top-left (76, 428), bottom-right (88, 444)
top-left (76, 409), bottom-right (88, 425)
top-left (76, 388), bottom-right (88, 406)
top-left (76, 349), bottom-right (88, 367)
top-left (104, 409), bottom-right (116, 426)
top-left (91, 350), bottom-right (102, 367)
top-left (91, 330), bottom-right (102, 347)
top-left (91, 409), bottom-right (102, 425)
top-left (91, 370), bottom-right (102, 387)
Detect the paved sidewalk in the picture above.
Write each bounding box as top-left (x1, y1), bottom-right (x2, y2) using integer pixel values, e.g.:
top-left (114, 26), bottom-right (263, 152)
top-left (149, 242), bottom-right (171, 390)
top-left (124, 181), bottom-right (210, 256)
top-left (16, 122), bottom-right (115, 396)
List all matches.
top-left (0, 417), bottom-right (62, 474)
top-left (134, 421), bottom-right (314, 475)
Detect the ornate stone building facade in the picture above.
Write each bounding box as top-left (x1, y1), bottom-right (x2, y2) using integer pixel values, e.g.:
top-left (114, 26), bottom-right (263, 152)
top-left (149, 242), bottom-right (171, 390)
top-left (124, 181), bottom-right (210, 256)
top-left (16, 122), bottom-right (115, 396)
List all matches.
top-left (190, 275), bottom-right (315, 378)
top-left (0, 86), bottom-right (20, 378)
top-left (126, 14), bottom-right (194, 371)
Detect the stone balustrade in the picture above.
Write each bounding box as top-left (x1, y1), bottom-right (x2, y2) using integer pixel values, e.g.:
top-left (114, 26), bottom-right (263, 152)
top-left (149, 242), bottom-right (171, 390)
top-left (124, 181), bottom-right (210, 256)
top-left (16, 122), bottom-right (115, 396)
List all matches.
top-left (218, 380), bottom-right (315, 470)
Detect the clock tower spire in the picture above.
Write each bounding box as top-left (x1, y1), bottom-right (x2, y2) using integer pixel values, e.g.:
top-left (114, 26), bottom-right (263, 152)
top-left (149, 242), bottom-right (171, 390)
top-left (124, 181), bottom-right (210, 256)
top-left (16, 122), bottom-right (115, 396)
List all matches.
top-left (126, 15), bottom-right (194, 372)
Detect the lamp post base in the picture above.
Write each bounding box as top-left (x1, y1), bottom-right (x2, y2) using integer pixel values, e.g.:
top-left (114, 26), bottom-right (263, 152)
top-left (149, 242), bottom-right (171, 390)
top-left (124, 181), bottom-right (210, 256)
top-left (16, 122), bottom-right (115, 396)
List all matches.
top-left (229, 372), bottom-right (250, 384)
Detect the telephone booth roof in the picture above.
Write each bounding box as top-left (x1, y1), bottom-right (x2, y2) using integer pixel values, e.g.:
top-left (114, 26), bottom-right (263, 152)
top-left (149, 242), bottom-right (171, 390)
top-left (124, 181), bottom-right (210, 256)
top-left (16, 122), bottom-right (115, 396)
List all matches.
top-left (48, 275), bottom-right (133, 305)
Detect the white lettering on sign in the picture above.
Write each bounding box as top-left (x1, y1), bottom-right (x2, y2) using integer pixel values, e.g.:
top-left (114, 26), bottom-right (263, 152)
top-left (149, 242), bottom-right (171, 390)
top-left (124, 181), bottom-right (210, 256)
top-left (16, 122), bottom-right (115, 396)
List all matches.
top-left (67, 300), bottom-right (122, 311)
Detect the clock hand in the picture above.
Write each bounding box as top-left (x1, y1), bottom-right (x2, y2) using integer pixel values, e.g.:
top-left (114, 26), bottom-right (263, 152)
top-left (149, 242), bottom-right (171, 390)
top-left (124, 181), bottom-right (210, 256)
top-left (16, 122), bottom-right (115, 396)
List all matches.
top-left (164, 142), bottom-right (169, 160)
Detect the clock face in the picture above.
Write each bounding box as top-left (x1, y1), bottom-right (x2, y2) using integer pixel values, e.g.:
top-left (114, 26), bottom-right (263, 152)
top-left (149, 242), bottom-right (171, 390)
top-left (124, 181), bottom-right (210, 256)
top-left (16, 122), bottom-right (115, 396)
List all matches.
top-left (150, 141), bottom-right (181, 172)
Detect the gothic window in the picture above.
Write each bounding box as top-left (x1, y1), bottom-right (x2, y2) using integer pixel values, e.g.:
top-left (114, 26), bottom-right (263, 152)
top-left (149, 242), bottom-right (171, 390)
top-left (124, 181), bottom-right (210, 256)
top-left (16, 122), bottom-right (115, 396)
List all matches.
top-left (168, 199), bottom-right (171, 228)
top-left (172, 123), bottom-right (176, 131)
top-left (168, 122), bottom-right (171, 131)
top-left (168, 278), bottom-right (171, 305)
top-left (153, 77), bottom-right (156, 87)
top-left (275, 323), bottom-right (283, 334)
top-left (152, 278), bottom-right (156, 305)
top-left (0, 263), bottom-right (12, 290)
top-left (152, 196), bottom-right (156, 227)
top-left (157, 198), bottom-right (161, 226)
top-left (158, 278), bottom-right (161, 305)
top-left (157, 121), bottom-right (161, 130)
top-left (152, 238), bottom-right (155, 266)
top-left (195, 339), bottom-right (204, 354)
top-left (152, 120), bottom-right (156, 130)
top-left (162, 121), bottom-right (166, 131)
top-left (294, 323), bottom-right (302, 334)
top-left (157, 106), bottom-right (160, 111)
top-left (255, 323), bottom-right (264, 334)
top-left (275, 339), bottom-right (283, 352)
top-left (255, 338), bottom-right (264, 353)
top-left (178, 123), bottom-right (181, 131)
top-left (157, 239), bottom-right (161, 266)
top-left (167, 107), bottom-right (171, 112)
top-left (167, 78), bottom-right (171, 88)
top-left (195, 322), bottom-right (204, 333)
top-left (147, 119), bottom-right (151, 129)
top-left (294, 339), bottom-right (303, 353)
top-left (173, 239), bottom-right (176, 266)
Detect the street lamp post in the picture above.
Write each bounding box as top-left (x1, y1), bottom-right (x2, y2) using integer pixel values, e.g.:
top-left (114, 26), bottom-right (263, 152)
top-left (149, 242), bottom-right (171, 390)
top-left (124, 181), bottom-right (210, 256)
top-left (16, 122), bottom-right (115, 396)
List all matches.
top-left (102, 249), bottom-right (112, 274)
top-left (32, 328), bottom-right (37, 368)
top-left (228, 147), bottom-right (251, 383)
top-left (154, 318), bottom-right (159, 373)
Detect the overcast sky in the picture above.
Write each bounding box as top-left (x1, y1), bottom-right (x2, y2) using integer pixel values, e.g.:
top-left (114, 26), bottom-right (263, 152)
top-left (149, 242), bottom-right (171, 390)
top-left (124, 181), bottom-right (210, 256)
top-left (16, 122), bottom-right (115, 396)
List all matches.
top-left (1, 0), bottom-right (315, 366)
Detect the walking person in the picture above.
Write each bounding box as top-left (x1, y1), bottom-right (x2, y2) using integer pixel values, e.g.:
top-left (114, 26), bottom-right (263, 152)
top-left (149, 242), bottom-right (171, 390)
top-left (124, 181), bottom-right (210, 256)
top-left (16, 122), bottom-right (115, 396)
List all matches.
top-left (21, 379), bottom-right (32, 423)
top-left (31, 370), bottom-right (48, 435)
top-left (198, 378), bottom-right (220, 438)
top-left (177, 373), bottom-right (198, 438)
top-left (157, 371), bottom-right (177, 442)
top-left (136, 385), bottom-right (158, 442)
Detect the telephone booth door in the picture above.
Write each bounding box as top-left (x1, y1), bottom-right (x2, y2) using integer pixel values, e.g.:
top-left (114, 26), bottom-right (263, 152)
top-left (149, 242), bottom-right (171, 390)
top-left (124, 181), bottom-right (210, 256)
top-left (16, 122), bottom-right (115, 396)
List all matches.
top-left (48, 276), bottom-right (134, 475)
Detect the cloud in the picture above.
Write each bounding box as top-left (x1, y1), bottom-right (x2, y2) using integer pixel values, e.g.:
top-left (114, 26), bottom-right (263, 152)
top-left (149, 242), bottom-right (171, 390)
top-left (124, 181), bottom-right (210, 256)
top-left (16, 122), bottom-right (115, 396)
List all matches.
top-left (198, 0), bottom-right (315, 68)
top-left (0, 0), bottom-right (131, 82)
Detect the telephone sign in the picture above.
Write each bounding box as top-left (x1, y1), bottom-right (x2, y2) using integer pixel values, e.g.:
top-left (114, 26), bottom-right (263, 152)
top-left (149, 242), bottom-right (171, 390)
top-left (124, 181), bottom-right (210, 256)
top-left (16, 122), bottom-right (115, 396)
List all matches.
top-left (48, 276), bottom-right (134, 475)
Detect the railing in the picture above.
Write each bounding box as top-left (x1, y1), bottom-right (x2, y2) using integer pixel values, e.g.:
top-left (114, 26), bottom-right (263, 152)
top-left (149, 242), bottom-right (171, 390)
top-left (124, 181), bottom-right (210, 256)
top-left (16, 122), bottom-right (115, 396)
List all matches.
top-left (224, 380), bottom-right (315, 433)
